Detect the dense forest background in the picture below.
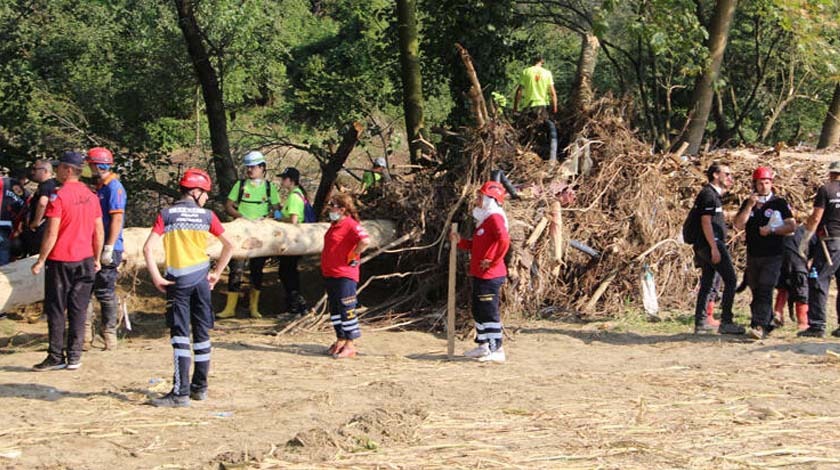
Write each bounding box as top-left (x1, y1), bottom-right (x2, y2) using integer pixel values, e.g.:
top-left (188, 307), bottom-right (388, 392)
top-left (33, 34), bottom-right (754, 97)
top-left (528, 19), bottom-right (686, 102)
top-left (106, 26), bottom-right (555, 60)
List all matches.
top-left (1, 0), bottom-right (838, 198)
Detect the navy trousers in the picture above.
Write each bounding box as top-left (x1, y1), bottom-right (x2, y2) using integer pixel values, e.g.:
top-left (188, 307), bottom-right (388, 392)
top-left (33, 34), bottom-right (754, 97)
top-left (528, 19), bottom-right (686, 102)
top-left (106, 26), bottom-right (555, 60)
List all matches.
top-left (472, 276), bottom-right (505, 352)
top-left (325, 277), bottom-right (361, 340)
top-left (165, 277), bottom-right (213, 396)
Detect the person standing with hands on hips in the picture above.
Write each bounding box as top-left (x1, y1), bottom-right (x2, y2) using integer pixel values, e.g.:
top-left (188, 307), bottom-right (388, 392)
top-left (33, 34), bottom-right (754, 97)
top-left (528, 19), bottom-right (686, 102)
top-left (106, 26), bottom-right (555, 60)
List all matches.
top-left (321, 193), bottom-right (370, 359)
top-left (31, 151), bottom-right (104, 371)
top-left (450, 181), bottom-right (510, 363)
top-left (142, 169), bottom-right (233, 407)
top-left (733, 167), bottom-right (796, 339)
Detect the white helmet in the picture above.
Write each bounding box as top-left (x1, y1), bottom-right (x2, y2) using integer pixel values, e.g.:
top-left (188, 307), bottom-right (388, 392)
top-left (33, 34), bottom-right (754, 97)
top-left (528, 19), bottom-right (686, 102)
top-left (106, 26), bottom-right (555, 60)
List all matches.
top-left (243, 151), bottom-right (266, 166)
top-left (374, 157), bottom-right (387, 168)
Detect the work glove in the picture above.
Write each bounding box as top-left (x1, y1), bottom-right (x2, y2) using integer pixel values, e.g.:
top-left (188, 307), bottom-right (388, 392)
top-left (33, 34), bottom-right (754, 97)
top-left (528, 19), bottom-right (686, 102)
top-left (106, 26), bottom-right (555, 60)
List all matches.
top-left (101, 245), bottom-right (114, 266)
top-left (273, 210), bottom-right (284, 221)
top-left (798, 230), bottom-right (814, 260)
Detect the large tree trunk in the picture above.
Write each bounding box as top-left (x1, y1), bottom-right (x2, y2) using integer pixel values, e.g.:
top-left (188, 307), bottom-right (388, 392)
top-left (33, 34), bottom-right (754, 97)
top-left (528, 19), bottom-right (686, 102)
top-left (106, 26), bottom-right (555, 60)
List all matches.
top-left (0, 219), bottom-right (397, 312)
top-left (313, 122), bottom-right (364, 215)
top-left (396, 0), bottom-right (426, 164)
top-left (568, 32), bottom-right (600, 115)
top-left (174, 0), bottom-right (237, 196)
top-left (681, 0), bottom-right (738, 155)
top-left (818, 83), bottom-right (840, 149)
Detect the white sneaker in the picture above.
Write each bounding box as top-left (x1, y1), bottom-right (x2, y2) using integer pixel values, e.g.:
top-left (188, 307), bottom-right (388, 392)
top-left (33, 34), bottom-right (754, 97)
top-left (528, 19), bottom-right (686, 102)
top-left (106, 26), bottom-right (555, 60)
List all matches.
top-left (478, 348), bottom-right (505, 363)
top-left (463, 343), bottom-right (490, 358)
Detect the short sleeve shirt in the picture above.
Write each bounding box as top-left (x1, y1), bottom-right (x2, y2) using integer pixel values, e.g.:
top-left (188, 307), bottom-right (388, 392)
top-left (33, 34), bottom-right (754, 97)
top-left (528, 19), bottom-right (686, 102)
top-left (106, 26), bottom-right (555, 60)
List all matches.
top-left (321, 216), bottom-right (369, 282)
top-left (282, 187), bottom-right (306, 222)
top-left (742, 195), bottom-right (793, 257)
top-left (227, 179), bottom-right (281, 220)
top-left (152, 199), bottom-right (224, 287)
top-left (29, 178), bottom-right (58, 225)
top-left (97, 173), bottom-right (127, 251)
top-left (519, 65), bottom-right (554, 108)
top-left (45, 181), bottom-right (102, 262)
top-left (814, 180), bottom-right (840, 238)
top-left (694, 185), bottom-right (727, 247)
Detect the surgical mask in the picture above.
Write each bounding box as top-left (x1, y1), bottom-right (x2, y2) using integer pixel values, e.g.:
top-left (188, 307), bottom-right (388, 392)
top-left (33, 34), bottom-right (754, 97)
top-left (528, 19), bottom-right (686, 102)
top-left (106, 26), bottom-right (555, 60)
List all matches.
top-left (328, 211), bottom-right (341, 222)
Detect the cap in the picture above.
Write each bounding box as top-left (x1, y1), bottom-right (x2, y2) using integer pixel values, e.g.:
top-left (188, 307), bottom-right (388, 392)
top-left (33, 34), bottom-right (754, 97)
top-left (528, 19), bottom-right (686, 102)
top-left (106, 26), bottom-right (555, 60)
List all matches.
top-left (243, 151), bottom-right (266, 166)
top-left (59, 151), bottom-right (85, 168)
top-left (279, 167), bottom-right (300, 182)
top-left (829, 161), bottom-right (840, 173)
top-left (374, 157), bottom-right (387, 168)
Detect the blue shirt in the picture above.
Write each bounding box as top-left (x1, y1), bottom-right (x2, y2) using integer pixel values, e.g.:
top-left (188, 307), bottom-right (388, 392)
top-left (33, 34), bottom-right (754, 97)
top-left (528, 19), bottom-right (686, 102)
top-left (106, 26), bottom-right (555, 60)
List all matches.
top-left (97, 173), bottom-right (127, 252)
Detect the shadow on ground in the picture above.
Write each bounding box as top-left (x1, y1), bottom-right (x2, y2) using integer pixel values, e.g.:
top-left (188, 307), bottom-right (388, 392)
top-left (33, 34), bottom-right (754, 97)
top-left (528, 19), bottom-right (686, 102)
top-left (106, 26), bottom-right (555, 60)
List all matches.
top-left (0, 382), bottom-right (132, 402)
top-left (517, 327), bottom-right (752, 346)
top-left (752, 341), bottom-right (840, 356)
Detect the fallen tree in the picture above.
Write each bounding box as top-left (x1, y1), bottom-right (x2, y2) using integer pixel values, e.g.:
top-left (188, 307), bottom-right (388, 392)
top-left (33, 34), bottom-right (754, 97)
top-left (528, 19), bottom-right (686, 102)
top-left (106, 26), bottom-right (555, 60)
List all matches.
top-left (0, 219), bottom-right (397, 312)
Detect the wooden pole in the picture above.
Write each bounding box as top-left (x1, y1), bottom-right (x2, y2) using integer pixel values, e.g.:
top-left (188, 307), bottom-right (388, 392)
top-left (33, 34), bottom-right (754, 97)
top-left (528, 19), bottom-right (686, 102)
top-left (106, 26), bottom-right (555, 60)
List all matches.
top-left (447, 223), bottom-right (458, 359)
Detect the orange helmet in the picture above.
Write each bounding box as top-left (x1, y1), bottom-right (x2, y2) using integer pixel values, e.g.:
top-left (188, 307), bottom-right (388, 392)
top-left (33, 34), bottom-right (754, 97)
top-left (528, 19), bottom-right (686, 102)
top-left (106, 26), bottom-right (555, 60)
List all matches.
top-left (752, 166), bottom-right (774, 180)
top-left (479, 181), bottom-right (506, 204)
top-left (86, 147), bottom-right (114, 165)
top-left (179, 168), bottom-right (212, 192)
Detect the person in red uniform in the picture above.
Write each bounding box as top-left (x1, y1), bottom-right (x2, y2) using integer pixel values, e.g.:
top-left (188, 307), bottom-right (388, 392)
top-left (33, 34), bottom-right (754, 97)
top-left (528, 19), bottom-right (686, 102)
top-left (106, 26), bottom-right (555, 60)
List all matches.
top-left (450, 181), bottom-right (511, 363)
top-left (321, 193), bottom-right (370, 359)
top-left (30, 151), bottom-right (104, 371)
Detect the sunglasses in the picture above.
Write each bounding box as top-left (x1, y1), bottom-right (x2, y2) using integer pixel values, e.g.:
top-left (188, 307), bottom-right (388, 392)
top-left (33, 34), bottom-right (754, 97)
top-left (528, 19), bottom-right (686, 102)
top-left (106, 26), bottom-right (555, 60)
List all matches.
top-left (328, 202), bottom-right (341, 208)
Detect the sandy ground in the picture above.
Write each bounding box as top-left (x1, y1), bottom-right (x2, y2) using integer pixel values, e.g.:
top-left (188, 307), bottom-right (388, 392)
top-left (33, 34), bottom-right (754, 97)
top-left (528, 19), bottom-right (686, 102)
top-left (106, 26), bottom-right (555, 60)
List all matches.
top-left (3, 307), bottom-right (840, 470)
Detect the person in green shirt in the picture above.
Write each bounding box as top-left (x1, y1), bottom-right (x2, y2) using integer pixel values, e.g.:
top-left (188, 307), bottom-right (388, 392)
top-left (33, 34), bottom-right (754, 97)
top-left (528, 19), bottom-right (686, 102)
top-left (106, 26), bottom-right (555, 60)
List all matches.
top-left (278, 167), bottom-right (308, 315)
top-left (513, 56), bottom-right (558, 119)
top-left (217, 151), bottom-right (281, 319)
top-left (360, 157), bottom-right (390, 193)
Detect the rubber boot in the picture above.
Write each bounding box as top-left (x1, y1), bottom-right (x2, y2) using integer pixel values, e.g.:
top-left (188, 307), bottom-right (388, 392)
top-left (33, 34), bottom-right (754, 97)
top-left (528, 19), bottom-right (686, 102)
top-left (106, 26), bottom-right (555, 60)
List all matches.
top-left (705, 301), bottom-right (720, 327)
top-left (216, 293), bottom-right (238, 319)
top-left (774, 289), bottom-right (788, 327)
top-left (248, 289), bottom-right (263, 319)
top-left (795, 302), bottom-right (809, 331)
top-left (103, 330), bottom-right (118, 351)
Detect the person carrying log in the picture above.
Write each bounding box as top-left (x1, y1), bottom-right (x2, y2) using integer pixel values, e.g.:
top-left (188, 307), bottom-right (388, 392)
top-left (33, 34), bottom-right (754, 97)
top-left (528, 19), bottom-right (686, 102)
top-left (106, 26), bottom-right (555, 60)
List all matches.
top-left (30, 151), bottom-right (104, 371)
top-left (690, 163), bottom-right (745, 336)
top-left (321, 193), bottom-right (370, 359)
top-left (277, 167), bottom-right (309, 315)
top-left (142, 168), bottom-right (233, 407)
top-left (797, 161), bottom-right (840, 338)
top-left (733, 166), bottom-right (796, 340)
top-left (84, 147), bottom-right (127, 350)
top-left (450, 181), bottom-right (511, 363)
top-left (217, 151), bottom-right (280, 319)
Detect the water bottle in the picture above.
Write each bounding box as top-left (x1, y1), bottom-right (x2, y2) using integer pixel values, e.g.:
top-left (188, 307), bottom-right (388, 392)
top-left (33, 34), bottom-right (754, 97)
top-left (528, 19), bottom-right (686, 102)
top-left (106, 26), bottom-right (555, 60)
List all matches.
top-left (809, 267), bottom-right (818, 280)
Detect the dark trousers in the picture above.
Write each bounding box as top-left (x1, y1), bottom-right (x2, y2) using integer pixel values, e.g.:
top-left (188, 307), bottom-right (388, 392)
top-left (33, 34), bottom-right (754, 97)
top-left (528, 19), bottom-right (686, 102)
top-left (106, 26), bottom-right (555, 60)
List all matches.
top-left (325, 277), bottom-right (360, 340)
top-left (694, 241), bottom-right (737, 325)
top-left (165, 278), bottom-right (213, 396)
top-left (0, 227), bottom-right (10, 266)
top-left (92, 250), bottom-right (122, 333)
top-left (746, 255), bottom-right (783, 329)
top-left (44, 258), bottom-right (95, 362)
top-left (227, 256), bottom-right (268, 292)
top-left (807, 240), bottom-right (840, 330)
top-left (279, 256), bottom-right (301, 296)
top-left (472, 276), bottom-right (505, 352)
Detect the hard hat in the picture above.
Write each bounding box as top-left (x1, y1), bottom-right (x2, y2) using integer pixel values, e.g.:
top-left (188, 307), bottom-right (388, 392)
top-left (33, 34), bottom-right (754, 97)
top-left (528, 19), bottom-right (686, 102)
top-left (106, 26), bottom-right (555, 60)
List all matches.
top-left (243, 151), bottom-right (266, 166)
top-left (86, 147), bottom-right (114, 165)
top-left (373, 157), bottom-right (387, 168)
top-left (179, 168), bottom-right (212, 192)
top-left (752, 166), bottom-right (774, 180)
top-left (829, 161), bottom-right (840, 173)
top-left (479, 181), bottom-right (506, 204)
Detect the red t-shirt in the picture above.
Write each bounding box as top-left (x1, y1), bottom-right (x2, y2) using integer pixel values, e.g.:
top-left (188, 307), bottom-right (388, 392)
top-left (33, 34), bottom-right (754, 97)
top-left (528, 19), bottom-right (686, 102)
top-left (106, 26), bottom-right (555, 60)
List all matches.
top-left (321, 216), bottom-right (369, 282)
top-left (457, 214), bottom-right (510, 279)
top-left (45, 180), bottom-right (102, 262)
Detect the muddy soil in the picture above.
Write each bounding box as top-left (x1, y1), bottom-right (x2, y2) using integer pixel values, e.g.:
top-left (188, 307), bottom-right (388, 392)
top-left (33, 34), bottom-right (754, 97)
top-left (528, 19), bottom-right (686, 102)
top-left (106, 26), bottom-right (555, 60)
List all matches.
top-left (3, 304), bottom-right (840, 469)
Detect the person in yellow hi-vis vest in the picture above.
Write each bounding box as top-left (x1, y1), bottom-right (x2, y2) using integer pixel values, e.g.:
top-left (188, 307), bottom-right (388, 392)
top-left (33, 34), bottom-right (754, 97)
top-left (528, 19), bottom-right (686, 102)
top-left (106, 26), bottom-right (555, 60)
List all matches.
top-left (513, 56), bottom-right (558, 120)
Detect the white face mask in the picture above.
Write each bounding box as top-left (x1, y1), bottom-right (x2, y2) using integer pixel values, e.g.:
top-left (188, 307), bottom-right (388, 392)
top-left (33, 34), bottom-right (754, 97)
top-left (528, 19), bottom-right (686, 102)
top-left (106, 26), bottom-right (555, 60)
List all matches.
top-left (328, 211), bottom-right (341, 222)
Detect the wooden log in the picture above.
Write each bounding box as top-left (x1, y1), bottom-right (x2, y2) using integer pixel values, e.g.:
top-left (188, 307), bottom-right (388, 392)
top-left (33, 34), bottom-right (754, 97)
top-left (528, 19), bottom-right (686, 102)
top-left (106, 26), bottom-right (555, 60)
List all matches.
top-left (447, 223), bottom-right (458, 360)
top-left (455, 43), bottom-right (488, 128)
top-left (0, 218), bottom-right (397, 312)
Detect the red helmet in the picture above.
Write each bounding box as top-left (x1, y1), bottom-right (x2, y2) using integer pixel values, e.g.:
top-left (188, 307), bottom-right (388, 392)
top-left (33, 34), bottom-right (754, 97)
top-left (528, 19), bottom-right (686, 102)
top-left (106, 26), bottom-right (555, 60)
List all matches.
top-left (87, 147), bottom-right (113, 165)
top-left (179, 168), bottom-right (212, 192)
top-left (479, 181), bottom-right (506, 204)
top-left (752, 166), bottom-right (774, 180)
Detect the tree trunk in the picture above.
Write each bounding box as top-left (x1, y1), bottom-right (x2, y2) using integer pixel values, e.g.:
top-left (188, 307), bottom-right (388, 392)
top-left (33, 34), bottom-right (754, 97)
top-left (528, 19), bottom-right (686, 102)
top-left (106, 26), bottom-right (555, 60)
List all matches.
top-left (0, 218), bottom-right (397, 311)
top-left (818, 83), bottom-right (840, 149)
top-left (681, 0), bottom-right (738, 155)
top-left (313, 122), bottom-right (364, 215)
top-left (173, 0), bottom-right (237, 197)
top-left (396, 0), bottom-right (426, 164)
top-left (568, 32), bottom-right (600, 115)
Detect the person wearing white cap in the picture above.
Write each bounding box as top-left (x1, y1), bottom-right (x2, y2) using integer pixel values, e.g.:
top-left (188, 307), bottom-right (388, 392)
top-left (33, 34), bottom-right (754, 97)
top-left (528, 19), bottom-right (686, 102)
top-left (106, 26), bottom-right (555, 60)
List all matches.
top-left (217, 151), bottom-right (280, 319)
top-left (360, 157), bottom-right (390, 192)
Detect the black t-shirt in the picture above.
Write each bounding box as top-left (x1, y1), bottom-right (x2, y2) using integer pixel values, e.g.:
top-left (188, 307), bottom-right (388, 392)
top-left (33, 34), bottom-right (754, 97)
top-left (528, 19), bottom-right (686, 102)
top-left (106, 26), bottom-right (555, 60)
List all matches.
top-left (28, 178), bottom-right (58, 225)
top-left (814, 180), bottom-right (840, 238)
top-left (694, 184), bottom-right (727, 247)
top-left (742, 195), bottom-right (793, 257)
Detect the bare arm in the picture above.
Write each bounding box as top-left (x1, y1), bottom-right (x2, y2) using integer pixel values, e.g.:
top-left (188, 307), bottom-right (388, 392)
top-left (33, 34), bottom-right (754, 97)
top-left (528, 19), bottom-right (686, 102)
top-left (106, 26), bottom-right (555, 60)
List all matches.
top-left (105, 212), bottom-right (123, 245)
top-left (143, 231), bottom-right (173, 293)
top-left (224, 199), bottom-right (242, 219)
top-left (804, 207), bottom-right (823, 234)
top-left (207, 232), bottom-right (234, 289)
top-left (31, 217), bottom-right (60, 274)
top-left (550, 85), bottom-right (558, 114)
top-left (29, 195), bottom-right (49, 230)
top-left (354, 238), bottom-right (371, 256)
top-left (733, 202), bottom-right (753, 231)
top-left (93, 217), bottom-right (104, 271)
top-left (288, 213), bottom-right (299, 224)
top-left (513, 86), bottom-right (523, 113)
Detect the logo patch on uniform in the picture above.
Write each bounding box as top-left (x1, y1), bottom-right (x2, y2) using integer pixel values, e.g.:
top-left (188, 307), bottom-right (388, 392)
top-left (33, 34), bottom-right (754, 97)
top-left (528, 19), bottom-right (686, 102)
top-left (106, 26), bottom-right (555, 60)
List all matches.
top-left (477, 228), bottom-right (485, 236)
top-left (764, 209), bottom-right (774, 218)
top-left (12, 184), bottom-right (23, 196)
